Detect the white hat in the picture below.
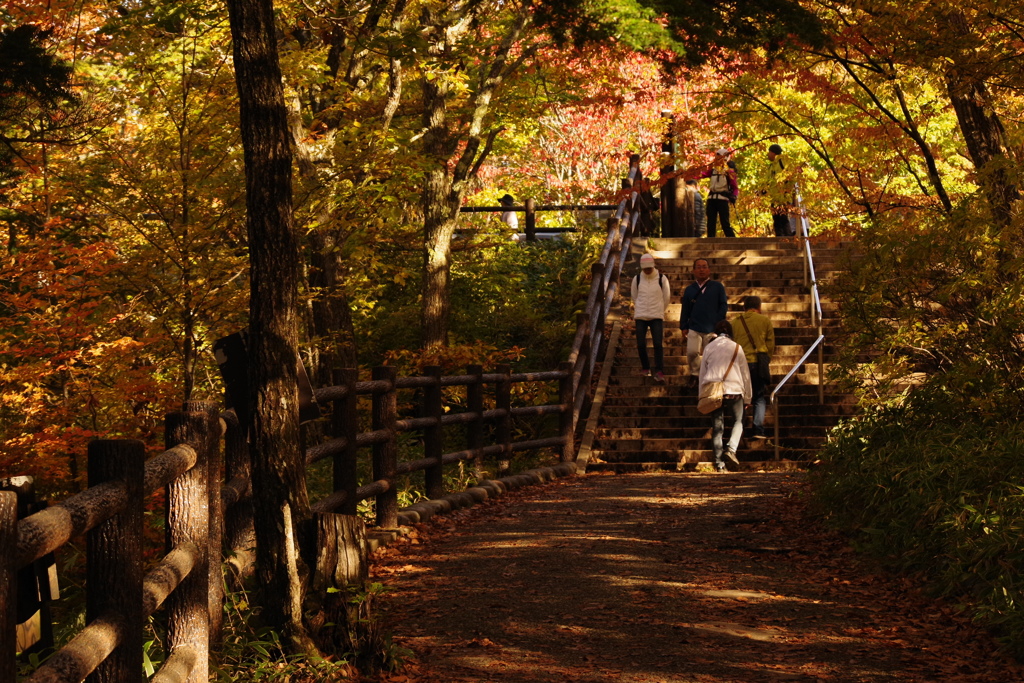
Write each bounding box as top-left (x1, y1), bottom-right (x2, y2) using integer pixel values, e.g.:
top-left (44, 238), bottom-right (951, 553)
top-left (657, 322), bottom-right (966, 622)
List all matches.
top-left (716, 147), bottom-right (729, 156)
top-left (640, 253), bottom-right (655, 267)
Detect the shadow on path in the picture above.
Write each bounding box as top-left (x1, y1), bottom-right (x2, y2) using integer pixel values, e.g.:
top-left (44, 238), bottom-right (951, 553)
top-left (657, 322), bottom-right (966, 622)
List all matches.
top-left (376, 473), bottom-right (1020, 682)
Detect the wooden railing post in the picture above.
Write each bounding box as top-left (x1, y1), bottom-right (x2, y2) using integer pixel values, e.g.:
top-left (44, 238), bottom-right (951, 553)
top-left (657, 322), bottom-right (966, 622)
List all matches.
top-left (203, 402), bottom-right (225, 643)
top-left (372, 367), bottom-right (398, 528)
top-left (592, 262), bottom-right (606, 336)
top-left (467, 364), bottom-right (485, 480)
top-left (0, 491), bottom-right (16, 683)
top-left (423, 366), bottom-right (445, 500)
top-left (525, 198), bottom-right (536, 242)
top-left (165, 402), bottom-right (215, 683)
top-left (574, 312), bottom-right (591, 432)
top-left (223, 411), bottom-right (254, 587)
top-left (558, 362), bottom-right (575, 463)
top-left (86, 439), bottom-right (145, 683)
top-left (333, 369), bottom-right (359, 515)
top-left (495, 364), bottom-right (512, 476)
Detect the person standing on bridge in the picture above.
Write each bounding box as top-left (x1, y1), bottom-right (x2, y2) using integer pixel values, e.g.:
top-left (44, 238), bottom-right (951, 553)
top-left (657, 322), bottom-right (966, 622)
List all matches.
top-left (699, 320), bottom-right (751, 472)
top-left (680, 258), bottom-right (727, 388)
top-left (700, 148), bottom-right (738, 238)
top-left (732, 296), bottom-right (775, 439)
top-left (632, 253), bottom-right (672, 383)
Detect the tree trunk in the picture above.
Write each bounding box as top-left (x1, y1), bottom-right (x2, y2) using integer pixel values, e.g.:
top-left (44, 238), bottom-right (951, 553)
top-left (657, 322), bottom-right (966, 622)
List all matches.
top-left (417, 11), bottom-right (530, 349)
top-left (945, 73), bottom-right (1018, 226)
top-left (224, 0), bottom-right (315, 654)
top-left (944, 11), bottom-right (1018, 227)
top-left (308, 228), bottom-right (359, 385)
top-left (420, 68), bottom-right (458, 349)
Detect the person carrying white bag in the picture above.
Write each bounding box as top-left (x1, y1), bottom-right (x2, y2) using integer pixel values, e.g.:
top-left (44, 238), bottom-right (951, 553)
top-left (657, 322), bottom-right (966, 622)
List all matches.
top-left (697, 320), bottom-right (752, 472)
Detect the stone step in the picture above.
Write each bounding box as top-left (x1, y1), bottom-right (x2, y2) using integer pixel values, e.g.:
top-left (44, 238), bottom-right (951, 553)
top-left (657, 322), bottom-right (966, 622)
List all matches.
top-left (594, 432), bottom-right (831, 451)
top-left (585, 457), bottom-right (815, 473)
top-left (589, 442), bottom-right (825, 463)
top-left (597, 413), bottom-right (852, 429)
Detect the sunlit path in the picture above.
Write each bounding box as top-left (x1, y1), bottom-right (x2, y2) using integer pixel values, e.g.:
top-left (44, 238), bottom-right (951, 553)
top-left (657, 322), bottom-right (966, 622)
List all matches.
top-left (377, 473), bottom-right (1018, 683)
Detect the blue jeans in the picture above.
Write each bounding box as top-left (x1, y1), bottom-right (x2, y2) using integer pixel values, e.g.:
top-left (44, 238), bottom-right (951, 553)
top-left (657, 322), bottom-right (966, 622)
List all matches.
top-left (748, 363), bottom-right (767, 435)
top-left (635, 319), bottom-right (664, 372)
top-left (712, 396), bottom-right (744, 467)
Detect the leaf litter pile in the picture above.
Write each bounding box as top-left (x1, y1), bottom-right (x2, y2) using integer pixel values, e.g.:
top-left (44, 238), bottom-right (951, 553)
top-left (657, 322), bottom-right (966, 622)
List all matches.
top-left (371, 472), bottom-right (1021, 682)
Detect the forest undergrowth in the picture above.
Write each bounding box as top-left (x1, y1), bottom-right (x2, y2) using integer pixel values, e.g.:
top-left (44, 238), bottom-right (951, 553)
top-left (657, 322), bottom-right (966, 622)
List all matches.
top-left (812, 207), bottom-right (1024, 657)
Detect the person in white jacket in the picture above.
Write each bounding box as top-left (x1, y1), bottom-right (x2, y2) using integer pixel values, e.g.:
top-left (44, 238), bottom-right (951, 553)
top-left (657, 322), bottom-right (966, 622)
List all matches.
top-left (699, 320), bottom-right (752, 471)
top-left (631, 253), bottom-right (672, 383)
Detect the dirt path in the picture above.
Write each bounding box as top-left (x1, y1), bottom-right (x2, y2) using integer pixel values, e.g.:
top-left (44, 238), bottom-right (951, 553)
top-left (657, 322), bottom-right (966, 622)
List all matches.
top-left (373, 472), bottom-right (1021, 682)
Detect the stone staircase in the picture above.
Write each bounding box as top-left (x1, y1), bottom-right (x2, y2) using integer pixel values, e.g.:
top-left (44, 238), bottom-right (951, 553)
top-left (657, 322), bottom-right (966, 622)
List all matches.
top-left (586, 236), bottom-right (857, 472)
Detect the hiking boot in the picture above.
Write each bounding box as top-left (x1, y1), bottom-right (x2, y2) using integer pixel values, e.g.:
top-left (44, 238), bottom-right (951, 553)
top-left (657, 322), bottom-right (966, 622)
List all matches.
top-left (639, 369), bottom-right (651, 377)
top-left (654, 371), bottom-right (666, 383)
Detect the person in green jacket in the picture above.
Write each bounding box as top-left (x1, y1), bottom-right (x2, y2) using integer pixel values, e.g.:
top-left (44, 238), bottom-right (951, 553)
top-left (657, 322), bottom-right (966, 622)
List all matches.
top-left (767, 144), bottom-right (795, 237)
top-left (732, 296), bottom-right (775, 438)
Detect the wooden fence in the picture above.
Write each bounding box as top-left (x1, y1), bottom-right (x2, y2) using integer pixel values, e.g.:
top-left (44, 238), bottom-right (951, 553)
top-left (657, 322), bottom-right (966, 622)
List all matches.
top-left (0, 161), bottom-right (650, 682)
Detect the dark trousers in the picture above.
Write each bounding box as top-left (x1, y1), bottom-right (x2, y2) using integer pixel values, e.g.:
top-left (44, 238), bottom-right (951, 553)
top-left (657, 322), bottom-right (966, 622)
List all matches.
top-left (706, 198), bottom-right (734, 237)
top-left (636, 319), bottom-right (664, 372)
top-left (772, 212), bottom-right (792, 237)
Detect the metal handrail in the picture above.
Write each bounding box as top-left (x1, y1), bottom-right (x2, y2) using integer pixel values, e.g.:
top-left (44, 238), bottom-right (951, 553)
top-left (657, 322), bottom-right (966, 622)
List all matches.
top-left (768, 184), bottom-right (826, 460)
top-left (769, 335), bottom-right (825, 460)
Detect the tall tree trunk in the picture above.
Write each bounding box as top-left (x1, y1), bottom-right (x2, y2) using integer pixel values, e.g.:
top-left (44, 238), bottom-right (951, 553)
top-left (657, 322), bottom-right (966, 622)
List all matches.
top-left (945, 74), bottom-right (1018, 226)
top-left (944, 11), bottom-right (1018, 227)
top-left (417, 11), bottom-right (530, 349)
top-left (224, 0), bottom-right (315, 654)
top-left (420, 65), bottom-right (458, 349)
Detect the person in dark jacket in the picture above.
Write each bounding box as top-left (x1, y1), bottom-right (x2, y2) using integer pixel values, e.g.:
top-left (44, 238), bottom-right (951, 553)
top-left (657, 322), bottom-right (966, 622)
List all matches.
top-left (680, 258), bottom-right (727, 387)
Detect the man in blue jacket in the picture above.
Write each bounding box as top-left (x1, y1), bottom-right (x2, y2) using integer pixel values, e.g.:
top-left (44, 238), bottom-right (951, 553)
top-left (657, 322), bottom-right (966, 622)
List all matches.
top-left (681, 258), bottom-right (728, 388)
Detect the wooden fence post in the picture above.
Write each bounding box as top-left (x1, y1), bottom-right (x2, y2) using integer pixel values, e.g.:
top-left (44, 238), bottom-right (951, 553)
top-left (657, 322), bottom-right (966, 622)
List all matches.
top-left (0, 491), bottom-right (16, 683)
top-left (223, 411), bottom-right (254, 588)
top-left (660, 110), bottom-right (677, 237)
top-left (495, 364), bottom-right (512, 476)
top-left (165, 403), bottom-right (215, 683)
top-left (467, 364), bottom-right (485, 480)
top-left (202, 401), bottom-right (225, 643)
top-left (86, 439), bottom-right (145, 683)
top-left (333, 369), bottom-right (359, 516)
top-left (592, 261), bottom-right (607, 351)
top-left (372, 367), bottom-right (398, 528)
top-left (423, 366), bottom-right (444, 500)
top-left (558, 362), bottom-right (575, 463)
top-left (525, 198), bottom-right (536, 242)
top-left (593, 262), bottom-right (606, 333)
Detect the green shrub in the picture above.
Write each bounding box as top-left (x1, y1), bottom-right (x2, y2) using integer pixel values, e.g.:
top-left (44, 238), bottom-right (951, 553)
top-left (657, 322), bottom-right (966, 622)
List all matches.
top-left (811, 377), bottom-right (1024, 655)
